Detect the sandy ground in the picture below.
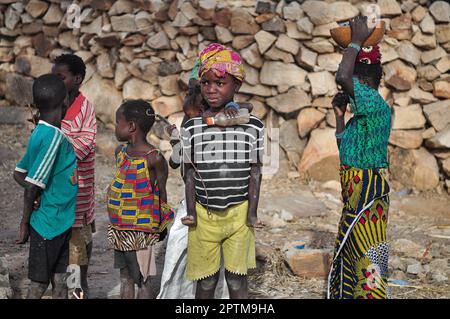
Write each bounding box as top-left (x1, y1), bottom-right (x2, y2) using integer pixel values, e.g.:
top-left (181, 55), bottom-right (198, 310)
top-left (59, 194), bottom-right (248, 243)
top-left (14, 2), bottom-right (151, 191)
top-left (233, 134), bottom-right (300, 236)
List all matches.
top-left (1, 124), bottom-right (449, 299)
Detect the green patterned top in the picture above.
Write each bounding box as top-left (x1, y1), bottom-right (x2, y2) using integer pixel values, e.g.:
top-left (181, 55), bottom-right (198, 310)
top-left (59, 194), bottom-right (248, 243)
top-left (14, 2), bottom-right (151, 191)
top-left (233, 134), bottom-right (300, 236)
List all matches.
top-left (339, 77), bottom-right (391, 169)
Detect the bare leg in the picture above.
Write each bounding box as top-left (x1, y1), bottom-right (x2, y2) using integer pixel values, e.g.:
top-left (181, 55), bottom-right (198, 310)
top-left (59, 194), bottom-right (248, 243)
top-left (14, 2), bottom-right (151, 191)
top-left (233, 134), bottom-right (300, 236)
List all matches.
top-left (76, 241), bottom-right (93, 299)
top-left (120, 267), bottom-right (135, 299)
top-left (195, 272), bottom-right (220, 299)
top-left (52, 273), bottom-right (68, 299)
top-left (27, 281), bottom-right (48, 299)
top-left (137, 277), bottom-right (152, 299)
top-left (225, 271), bottom-right (248, 299)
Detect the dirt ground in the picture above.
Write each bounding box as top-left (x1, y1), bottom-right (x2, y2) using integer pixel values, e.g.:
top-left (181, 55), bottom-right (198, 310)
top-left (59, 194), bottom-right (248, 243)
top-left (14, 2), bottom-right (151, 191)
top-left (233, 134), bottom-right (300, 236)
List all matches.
top-left (1, 123), bottom-right (449, 299)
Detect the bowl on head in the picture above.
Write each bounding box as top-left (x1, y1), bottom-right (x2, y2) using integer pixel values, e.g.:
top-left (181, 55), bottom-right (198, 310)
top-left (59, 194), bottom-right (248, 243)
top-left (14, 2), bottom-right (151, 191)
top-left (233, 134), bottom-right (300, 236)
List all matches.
top-left (330, 20), bottom-right (386, 48)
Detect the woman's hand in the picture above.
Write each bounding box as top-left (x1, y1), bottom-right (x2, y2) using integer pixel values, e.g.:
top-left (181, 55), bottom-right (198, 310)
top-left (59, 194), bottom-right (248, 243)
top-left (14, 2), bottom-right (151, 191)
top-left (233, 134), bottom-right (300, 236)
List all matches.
top-left (332, 92), bottom-right (349, 117)
top-left (224, 106), bottom-right (239, 118)
top-left (350, 16), bottom-right (375, 46)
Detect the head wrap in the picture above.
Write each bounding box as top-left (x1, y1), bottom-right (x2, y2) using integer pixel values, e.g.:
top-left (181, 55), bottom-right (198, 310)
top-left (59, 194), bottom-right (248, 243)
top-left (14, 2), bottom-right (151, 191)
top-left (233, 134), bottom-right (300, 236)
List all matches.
top-left (356, 44), bottom-right (381, 64)
top-left (198, 43), bottom-right (245, 82)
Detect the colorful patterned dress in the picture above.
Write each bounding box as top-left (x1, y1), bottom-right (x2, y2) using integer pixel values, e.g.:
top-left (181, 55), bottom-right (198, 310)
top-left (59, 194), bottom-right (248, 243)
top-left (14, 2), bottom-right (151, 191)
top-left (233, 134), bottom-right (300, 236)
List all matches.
top-left (328, 78), bottom-right (392, 299)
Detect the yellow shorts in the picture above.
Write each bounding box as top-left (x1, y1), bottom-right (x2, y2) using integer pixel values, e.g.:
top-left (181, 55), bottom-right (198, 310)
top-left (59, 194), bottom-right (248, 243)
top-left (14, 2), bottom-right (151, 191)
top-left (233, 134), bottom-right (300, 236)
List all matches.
top-left (69, 223), bottom-right (93, 266)
top-left (186, 201), bottom-right (256, 281)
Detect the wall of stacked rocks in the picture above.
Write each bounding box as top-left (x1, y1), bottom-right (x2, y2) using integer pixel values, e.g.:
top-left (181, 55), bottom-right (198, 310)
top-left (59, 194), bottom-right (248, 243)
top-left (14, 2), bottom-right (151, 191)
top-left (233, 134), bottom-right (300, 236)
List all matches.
top-left (0, 0), bottom-right (449, 192)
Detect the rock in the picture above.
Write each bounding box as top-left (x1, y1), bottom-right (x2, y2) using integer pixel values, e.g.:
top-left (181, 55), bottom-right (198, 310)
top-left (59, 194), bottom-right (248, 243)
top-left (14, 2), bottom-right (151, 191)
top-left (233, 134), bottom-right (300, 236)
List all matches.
top-left (96, 131), bottom-right (119, 157)
top-left (421, 47), bottom-right (446, 64)
top-left (426, 126), bottom-right (450, 149)
top-left (420, 13), bottom-right (435, 34)
top-left (81, 74), bottom-right (122, 127)
top-left (158, 60), bottom-right (182, 76)
top-left (260, 61), bottom-right (307, 87)
top-left (262, 16), bottom-right (285, 33)
top-left (111, 14), bottom-right (137, 32)
top-left (266, 87), bottom-right (310, 114)
top-left (114, 62), bottom-right (130, 89)
top-left (122, 78), bottom-right (155, 101)
top-left (282, 1), bottom-right (303, 21)
top-left (407, 263), bottom-right (424, 276)
top-left (254, 30), bottom-right (277, 55)
top-left (286, 20), bottom-right (312, 40)
top-left (312, 97), bottom-right (333, 109)
top-left (442, 158), bottom-right (450, 177)
top-left (241, 43), bottom-right (263, 68)
top-left (285, 247), bottom-right (332, 279)
top-left (378, 0), bottom-right (402, 16)
top-left (304, 38), bottom-right (334, 54)
top-left (417, 66), bottom-right (440, 83)
top-left (390, 147), bottom-right (440, 190)
top-left (152, 96), bottom-right (183, 117)
top-left (5, 6), bottom-right (20, 30)
top-left (396, 41), bottom-right (421, 66)
top-left (412, 5), bottom-right (426, 22)
top-left (249, 99), bottom-right (268, 119)
top-left (14, 55), bottom-right (52, 78)
top-left (255, 1), bottom-right (273, 15)
top-left (25, 0), bottom-right (48, 18)
top-left (239, 83), bottom-right (274, 97)
top-left (198, 0), bottom-right (217, 20)
top-left (42, 3), bottom-right (63, 25)
top-left (280, 210), bottom-right (294, 222)
top-left (264, 46), bottom-right (295, 63)
top-left (429, 1), bottom-right (450, 23)
top-left (172, 12), bottom-right (191, 28)
top-left (297, 108), bottom-right (326, 138)
top-left (308, 71), bottom-right (337, 97)
top-left (279, 120), bottom-right (308, 167)
top-left (328, 1), bottom-right (359, 22)
top-left (231, 35), bottom-right (254, 50)
top-left (387, 13), bottom-right (412, 40)
top-left (275, 34), bottom-right (299, 55)
top-left (422, 127), bottom-right (436, 140)
top-left (214, 26), bottom-right (233, 43)
top-left (380, 43), bottom-right (399, 64)
top-left (108, 0), bottom-right (135, 15)
top-left (391, 239), bottom-right (425, 258)
top-left (392, 105), bottom-right (426, 130)
top-left (81, 16), bottom-right (102, 35)
top-left (301, 1), bottom-right (332, 25)
top-left (297, 17), bottom-right (314, 35)
top-left (260, 212), bottom-right (286, 229)
top-left (32, 33), bottom-right (52, 57)
top-left (230, 9), bottom-right (260, 35)
top-left (433, 81), bottom-right (450, 99)
top-left (321, 180), bottom-right (341, 192)
top-left (423, 100), bottom-right (450, 132)
top-left (436, 56), bottom-right (450, 74)
top-left (408, 86), bottom-right (437, 104)
top-left (436, 24), bottom-right (450, 44)
top-left (243, 63), bottom-right (259, 86)
top-left (295, 46), bottom-right (318, 71)
top-left (96, 53), bottom-right (114, 79)
top-left (384, 59), bottom-right (417, 91)
top-left (0, 257), bottom-right (13, 299)
top-left (4, 73), bottom-right (33, 106)
top-left (389, 130), bottom-right (423, 149)
top-left (298, 128), bottom-right (340, 182)
top-left (159, 75), bottom-right (179, 96)
top-left (317, 53), bottom-right (342, 72)
top-left (147, 31), bottom-right (170, 50)
top-left (312, 22), bottom-right (338, 37)
top-left (411, 31), bottom-right (436, 49)
top-left (213, 8), bottom-right (232, 27)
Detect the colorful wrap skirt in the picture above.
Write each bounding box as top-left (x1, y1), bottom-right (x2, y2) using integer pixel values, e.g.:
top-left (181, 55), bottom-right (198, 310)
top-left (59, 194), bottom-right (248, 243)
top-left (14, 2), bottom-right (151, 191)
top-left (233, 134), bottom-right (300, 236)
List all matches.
top-left (327, 166), bottom-right (390, 299)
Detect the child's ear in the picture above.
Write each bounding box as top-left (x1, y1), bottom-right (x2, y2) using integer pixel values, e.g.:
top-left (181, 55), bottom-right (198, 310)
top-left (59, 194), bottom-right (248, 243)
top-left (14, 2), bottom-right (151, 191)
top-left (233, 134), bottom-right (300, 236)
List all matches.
top-left (74, 74), bottom-right (83, 86)
top-left (234, 81), bottom-right (241, 93)
top-left (129, 121), bottom-right (136, 132)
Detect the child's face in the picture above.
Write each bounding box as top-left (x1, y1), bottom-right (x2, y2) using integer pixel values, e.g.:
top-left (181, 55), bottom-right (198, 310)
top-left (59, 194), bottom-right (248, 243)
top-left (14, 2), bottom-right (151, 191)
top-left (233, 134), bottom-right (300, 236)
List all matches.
top-left (115, 110), bottom-right (131, 142)
top-left (200, 71), bottom-right (239, 110)
top-left (52, 64), bottom-right (81, 93)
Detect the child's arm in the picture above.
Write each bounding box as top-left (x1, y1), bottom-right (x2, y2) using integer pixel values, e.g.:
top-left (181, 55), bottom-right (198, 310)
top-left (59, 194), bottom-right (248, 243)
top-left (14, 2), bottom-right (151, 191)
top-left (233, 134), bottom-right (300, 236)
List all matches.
top-left (181, 162), bottom-right (197, 227)
top-left (247, 163), bottom-right (263, 228)
top-left (332, 92), bottom-right (349, 148)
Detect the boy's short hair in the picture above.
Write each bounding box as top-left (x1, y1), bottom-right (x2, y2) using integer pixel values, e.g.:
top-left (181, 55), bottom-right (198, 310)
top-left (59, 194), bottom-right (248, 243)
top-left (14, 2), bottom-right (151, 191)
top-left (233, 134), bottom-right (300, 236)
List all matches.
top-left (119, 99), bottom-right (156, 134)
top-left (54, 54), bottom-right (86, 81)
top-left (32, 74), bottom-right (67, 111)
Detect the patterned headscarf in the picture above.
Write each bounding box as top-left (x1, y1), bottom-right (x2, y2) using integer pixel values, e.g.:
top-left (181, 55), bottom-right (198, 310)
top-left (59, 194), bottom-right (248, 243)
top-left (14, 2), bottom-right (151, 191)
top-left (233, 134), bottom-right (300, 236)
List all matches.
top-left (198, 43), bottom-right (245, 82)
top-left (357, 44), bottom-right (381, 64)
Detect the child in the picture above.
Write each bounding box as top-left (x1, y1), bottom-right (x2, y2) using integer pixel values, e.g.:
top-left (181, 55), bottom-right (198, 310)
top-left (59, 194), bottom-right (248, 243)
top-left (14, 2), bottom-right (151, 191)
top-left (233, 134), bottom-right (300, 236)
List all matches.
top-left (52, 54), bottom-right (96, 298)
top-left (107, 99), bottom-right (174, 299)
top-left (181, 43), bottom-right (265, 299)
top-left (14, 74), bottom-right (78, 299)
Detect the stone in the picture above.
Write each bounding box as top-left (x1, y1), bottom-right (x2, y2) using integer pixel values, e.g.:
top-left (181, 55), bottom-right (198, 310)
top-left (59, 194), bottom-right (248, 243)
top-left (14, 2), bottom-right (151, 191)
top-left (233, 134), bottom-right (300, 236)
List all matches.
top-left (275, 34), bottom-right (299, 55)
top-left (429, 1), bottom-right (450, 23)
top-left (396, 41), bottom-right (421, 66)
top-left (262, 16), bottom-right (285, 33)
top-left (426, 126), bottom-right (450, 149)
top-left (111, 14), bottom-right (137, 32)
top-left (298, 128), bottom-right (340, 182)
top-left (436, 56), bottom-right (450, 74)
top-left (260, 61), bottom-right (307, 87)
top-left (384, 59), bottom-right (417, 91)
top-left (297, 17), bottom-right (314, 35)
top-left (214, 26), bottom-right (233, 43)
top-left (301, 1), bottom-right (332, 26)
top-left (295, 46), bottom-right (317, 71)
top-left (81, 73), bottom-right (122, 126)
top-left (422, 127), bottom-right (436, 140)
top-left (266, 87), bottom-right (311, 114)
top-left (152, 96), bottom-right (183, 117)
top-left (421, 47), bottom-right (446, 64)
top-left (420, 13), bottom-right (435, 34)
top-left (388, 14), bottom-right (412, 40)
top-left (317, 53), bottom-right (342, 72)
top-left (147, 31), bottom-right (170, 50)
top-left (264, 46), bottom-right (295, 63)
top-left (239, 83), bottom-right (274, 97)
top-left (411, 31), bottom-right (436, 49)
top-left (308, 71), bottom-right (337, 97)
top-left (243, 63), bottom-right (259, 86)
top-left (172, 12), bottom-right (191, 28)
top-left (256, 1), bottom-right (273, 14)
top-left (378, 0), bottom-right (402, 16)
top-left (389, 130), bottom-right (423, 149)
top-left (81, 16), bottom-right (102, 35)
top-left (407, 263), bottom-right (424, 275)
top-left (4, 73), bottom-right (33, 106)
top-left (285, 248), bottom-right (332, 279)
top-left (411, 5), bottom-right (426, 22)
top-left (417, 65), bottom-right (440, 82)
top-left (312, 97), bottom-right (333, 109)
top-left (96, 53), bottom-right (114, 79)
top-left (312, 22), bottom-right (339, 37)
top-left (114, 62), bottom-right (130, 89)
top-left (232, 36), bottom-right (254, 50)
top-left (108, 0), bottom-right (135, 15)
top-left (213, 8), bottom-right (232, 27)
top-left (423, 100), bottom-right (450, 131)
top-left (380, 43), bottom-right (399, 64)
top-left (392, 104), bottom-right (426, 130)
top-left (158, 60), bottom-right (182, 76)
top-left (297, 108), bottom-right (326, 138)
top-left (390, 147), bottom-right (440, 190)
top-left (95, 35), bottom-right (120, 48)
top-left (158, 75), bottom-right (179, 96)
top-left (42, 3), bottom-right (63, 25)
top-left (283, 1), bottom-right (303, 21)
top-left (135, 11), bottom-right (152, 31)
top-left (408, 86), bottom-right (437, 104)
top-left (249, 99), bottom-right (268, 119)
top-left (286, 21), bottom-right (312, 40)
top-left (254, 30), bottom-right (277, 55)
top-left (279, 120), bottom-right (308, 167)
top-left (436, 24), bottom-right (450, 44)
top-left (241, 43), bottom-right (263, 68)
top-left (433, 81), bottom-right (450, 99)
top-left (32, 33), bottom-right (52, 57)
top-left (198, 0), bottom-right (217, 20)
top-left (25, 0), bottom-right (48, 18)
top-left (442, 158), bottom-right (450, 177)
top-left (304, 38), bottom-right (334, 54)
top-left (230, 9), bottom-right (260, 35)
top-left (122, 78), bottom-right (156, 101)
top-left (14, 55), bottom-right (52, 78)
top-left (5, 6), bottom-right (20, 30)
top-left (121, 34), bottom-right (146, 46)
top-left (328, 1), bottom-right (359, 22)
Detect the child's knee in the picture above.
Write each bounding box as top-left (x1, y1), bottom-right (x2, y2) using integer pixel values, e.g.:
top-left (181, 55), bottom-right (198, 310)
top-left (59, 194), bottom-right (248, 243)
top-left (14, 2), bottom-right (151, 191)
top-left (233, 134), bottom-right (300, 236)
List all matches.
top-left (225, 272), bottom-right (246, 291)
top-left (198, 273), bottom-right (219, 290)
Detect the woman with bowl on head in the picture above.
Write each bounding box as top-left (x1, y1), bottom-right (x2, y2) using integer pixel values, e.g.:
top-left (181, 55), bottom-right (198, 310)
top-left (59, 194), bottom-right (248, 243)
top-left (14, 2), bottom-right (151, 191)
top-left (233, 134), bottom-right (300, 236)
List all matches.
top-left (328, 16), bottom-right (392, 299)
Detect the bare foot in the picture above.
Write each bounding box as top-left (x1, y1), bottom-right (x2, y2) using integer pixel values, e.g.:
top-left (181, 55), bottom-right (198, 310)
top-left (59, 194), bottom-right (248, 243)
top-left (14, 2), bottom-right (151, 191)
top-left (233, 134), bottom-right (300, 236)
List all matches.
top-left (181, 215), bottom-right (197, 227)
top-left (247, 217), bottom-right (265, 229)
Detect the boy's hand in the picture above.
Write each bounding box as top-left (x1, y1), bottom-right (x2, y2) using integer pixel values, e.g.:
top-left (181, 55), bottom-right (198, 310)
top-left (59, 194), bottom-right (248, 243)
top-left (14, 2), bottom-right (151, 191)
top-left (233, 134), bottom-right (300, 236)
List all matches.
top-left (16, 222), bottom-right (30, 244)
top-left (33, 196), bottom-right (41, 210)
top-left (332, 92), bottom-right (349, 117)
top-left (181, 215), bottom-right (197, 227)
top-left (246, 216), bottom-right (265, 229)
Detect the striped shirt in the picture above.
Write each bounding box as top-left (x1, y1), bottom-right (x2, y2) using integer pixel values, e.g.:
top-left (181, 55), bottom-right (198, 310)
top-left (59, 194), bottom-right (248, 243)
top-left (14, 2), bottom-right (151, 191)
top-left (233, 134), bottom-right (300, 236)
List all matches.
top-left (62, 93), bottom-right (96, 227)
top-left (181, 115), bottom-right (264, 211)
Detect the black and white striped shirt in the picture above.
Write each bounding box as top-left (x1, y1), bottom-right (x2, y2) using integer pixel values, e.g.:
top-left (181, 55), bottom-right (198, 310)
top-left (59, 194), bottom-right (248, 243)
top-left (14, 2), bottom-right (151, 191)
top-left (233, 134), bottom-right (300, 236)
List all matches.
top-left (181, 115), bottom-right (264, 211)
